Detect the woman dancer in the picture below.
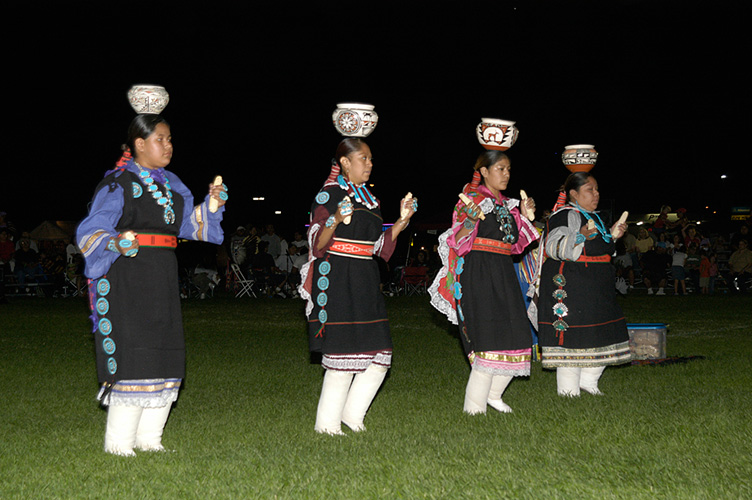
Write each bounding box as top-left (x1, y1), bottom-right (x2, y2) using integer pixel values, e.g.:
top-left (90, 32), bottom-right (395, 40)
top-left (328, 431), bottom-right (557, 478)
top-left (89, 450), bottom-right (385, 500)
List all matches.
top-left (300, 138), bottom-right (416, 434)
top-left (537, 172), bottom-right (631, 396)
top-left (77, 108), bottom-right (227, 455)
top-left (429, 150), bottom-right (538, 414)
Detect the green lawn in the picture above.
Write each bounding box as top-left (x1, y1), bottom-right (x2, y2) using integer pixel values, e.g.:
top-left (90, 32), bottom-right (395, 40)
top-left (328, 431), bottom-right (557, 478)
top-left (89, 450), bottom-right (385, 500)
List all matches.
top-left (1, 294), bottom-right (750, 499)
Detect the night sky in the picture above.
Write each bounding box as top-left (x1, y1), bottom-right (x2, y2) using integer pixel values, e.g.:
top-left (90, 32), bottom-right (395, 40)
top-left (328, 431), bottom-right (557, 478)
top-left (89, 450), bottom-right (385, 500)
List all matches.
top-left (4, 2), bottom-right (748, 239)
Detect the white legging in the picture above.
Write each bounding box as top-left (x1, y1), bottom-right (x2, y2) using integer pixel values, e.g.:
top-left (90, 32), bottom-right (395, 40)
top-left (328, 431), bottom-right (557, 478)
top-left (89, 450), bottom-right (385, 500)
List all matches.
top-left (463, 367), bottom-right (513, 414)
top-left (315, 364), bottom-right (388, 434)
top-left (556, 366), bottom-right (606, 396)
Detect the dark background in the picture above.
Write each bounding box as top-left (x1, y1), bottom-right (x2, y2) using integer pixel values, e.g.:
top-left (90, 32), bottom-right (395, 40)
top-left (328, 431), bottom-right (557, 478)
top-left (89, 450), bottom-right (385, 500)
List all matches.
top-left (3, 1), bottom-right (748, 239)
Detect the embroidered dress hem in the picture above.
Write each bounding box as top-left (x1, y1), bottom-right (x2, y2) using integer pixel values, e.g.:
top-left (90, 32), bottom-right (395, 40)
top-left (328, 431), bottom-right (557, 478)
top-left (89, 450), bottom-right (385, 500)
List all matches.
top-left (469, 349), bottom-right (531, 376)
top-left (541, 341), bottom-right (632, 368)
top-left (99, 378), bottom-right (182, 407)
top-left (322, 350), bottom-right (392, 373)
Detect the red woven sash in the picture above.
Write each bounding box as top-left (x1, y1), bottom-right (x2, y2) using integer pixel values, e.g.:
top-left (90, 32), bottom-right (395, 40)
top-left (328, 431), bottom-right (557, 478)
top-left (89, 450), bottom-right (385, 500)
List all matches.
top-left (576, 254), bottom-right (611, 263)
top-left (471, 238), bottom-right (512, 255)
top-left (329, 239), bottom-right (374, 257)
top-left (136, 233), bottom-right (178, 248)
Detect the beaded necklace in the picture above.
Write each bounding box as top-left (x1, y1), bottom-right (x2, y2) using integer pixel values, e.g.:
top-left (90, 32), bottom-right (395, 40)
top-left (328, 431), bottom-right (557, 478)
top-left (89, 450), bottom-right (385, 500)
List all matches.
top-left (493, 201), bottom-right (517, 244)
top-left (573, 202), bottom-right (611, 243)
top-left (336, 174), bottom-right (378, 209)
top-left (135, 161), bottom-right (176, 224)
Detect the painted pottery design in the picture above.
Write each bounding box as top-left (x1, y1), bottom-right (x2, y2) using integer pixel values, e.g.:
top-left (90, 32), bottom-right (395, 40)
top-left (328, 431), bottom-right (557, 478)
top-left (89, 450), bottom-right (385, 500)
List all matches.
top-left (128, 85), bottom-right (169, 114)
top-left (476, 118), bottom-right (519, 151)
top-left (562, 144), bottom-right (598, 172)
top-left (332, 103), bottom-right (378, 137)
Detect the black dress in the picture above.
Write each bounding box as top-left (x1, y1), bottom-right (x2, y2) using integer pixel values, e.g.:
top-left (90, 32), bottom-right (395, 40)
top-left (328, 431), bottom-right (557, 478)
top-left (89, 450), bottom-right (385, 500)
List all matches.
top-left (537, 207), bottom-right (632, 368)
top-left (89, 170), bottom-right (186, 383)
top-left (456, 205), bottom-right (533, 365)
top-left (302, 184), bottom-right (395, 372)
top-left (77, 160), bottom-right (225, 405)
top-left (429, 188), bottom-right (539, 376)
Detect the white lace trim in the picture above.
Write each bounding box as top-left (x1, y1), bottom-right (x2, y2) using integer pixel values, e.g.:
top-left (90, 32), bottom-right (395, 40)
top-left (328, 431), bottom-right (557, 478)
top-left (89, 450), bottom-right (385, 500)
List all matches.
top-left (298, 222), bottom-right (321, 317)
top-left (428, 228), bottom-right (458, 325)
top-left (99, 379), bottom-right (180, 408)
top-left (322, 352), bottom-right (392, 373)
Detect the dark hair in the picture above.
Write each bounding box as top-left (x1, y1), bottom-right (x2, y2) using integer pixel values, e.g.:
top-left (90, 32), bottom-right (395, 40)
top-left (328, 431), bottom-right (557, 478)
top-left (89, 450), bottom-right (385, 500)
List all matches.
top-left (473, 150), bottom-right (509, 172)
top-left (335, 138), bottom-right (367, 164)
top-left (126, 114), bottom-right (169, 154)
top-left (563, 172), bottom-right (594, 203)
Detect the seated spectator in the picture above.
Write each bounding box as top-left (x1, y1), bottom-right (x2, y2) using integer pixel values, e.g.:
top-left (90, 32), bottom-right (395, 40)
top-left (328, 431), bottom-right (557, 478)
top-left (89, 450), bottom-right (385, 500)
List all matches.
top-left (15, 231), bottom-right (38, 252)
top-left (655, 233), bottom-right (670, 250)
top-left (261, 224), bottom-right (283, 260)
top-left (14, 238), bottom-right (46, 286)
top-left (730, 223), bottom-right (750, 251)
top-left (724, 239), bottom-right (752, 293)
top-left (409, 249), bottom-right (429, 268)
top-left (251, 240), bottom-right (287, 297)
top-left (635, 227), bottom-right (654, 256)
top-left (290, 230), bottom-right (309, 255)
top-left (640, 246), bottom-right (671, 295)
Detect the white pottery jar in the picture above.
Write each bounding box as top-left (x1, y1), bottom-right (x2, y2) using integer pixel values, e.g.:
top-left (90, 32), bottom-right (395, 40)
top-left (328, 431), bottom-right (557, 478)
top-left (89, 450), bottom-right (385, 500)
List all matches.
top-left (476, 118), bottom-right (519, 151)
top-left (127, 85), bottom-right (169, 114)
top-left (332, 103), bottom-right (378, 137)
top-left (562, 144), bottom-right (598, 172)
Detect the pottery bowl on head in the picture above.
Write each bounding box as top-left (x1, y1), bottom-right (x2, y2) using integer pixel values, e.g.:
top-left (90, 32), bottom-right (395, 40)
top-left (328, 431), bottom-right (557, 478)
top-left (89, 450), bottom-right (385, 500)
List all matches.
top-left (476, 118), bottom-right (519, 151)
top-left (333, 103), bottom-right (379, 137)
top-left (562, 144), bottom-right (598, 172)
top-left (127, 85), bottom-right (169, 114)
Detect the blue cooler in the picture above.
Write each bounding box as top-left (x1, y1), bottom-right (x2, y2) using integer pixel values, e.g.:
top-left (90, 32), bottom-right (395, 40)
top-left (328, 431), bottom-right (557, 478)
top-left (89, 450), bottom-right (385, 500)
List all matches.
top-left (627, 323), bottom-right (667, 360)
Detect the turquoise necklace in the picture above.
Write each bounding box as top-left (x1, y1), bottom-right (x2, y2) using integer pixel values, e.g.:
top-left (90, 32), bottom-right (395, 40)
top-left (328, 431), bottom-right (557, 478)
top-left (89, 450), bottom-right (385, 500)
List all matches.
top-left (493, 201), bottom-right (517, 244)
top-left (573, 202), bottom-right (611, 243)
top-left (135, 162), bottom-right (176, 225)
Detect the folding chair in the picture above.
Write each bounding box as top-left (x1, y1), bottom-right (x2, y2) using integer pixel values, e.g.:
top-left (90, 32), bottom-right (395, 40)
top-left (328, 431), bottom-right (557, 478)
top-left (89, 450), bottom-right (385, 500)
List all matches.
top-left (231, 263), bottom-right (256, 298)
top-left (401, 266), bottom-right (429, 295)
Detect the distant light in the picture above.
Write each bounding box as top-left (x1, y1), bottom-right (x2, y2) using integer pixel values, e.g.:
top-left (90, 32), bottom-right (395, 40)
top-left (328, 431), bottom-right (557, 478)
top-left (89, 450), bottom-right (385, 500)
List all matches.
top-left (253, 197), bottom-right (265, 201)
top-left (720, 174), bottom-right (728, 179)
top-left (636, 221), bottom-right (644, 226)
top-left (697, 221), bottom-right (702, 225)
top-left (274, 210), bottom-right (282, 215)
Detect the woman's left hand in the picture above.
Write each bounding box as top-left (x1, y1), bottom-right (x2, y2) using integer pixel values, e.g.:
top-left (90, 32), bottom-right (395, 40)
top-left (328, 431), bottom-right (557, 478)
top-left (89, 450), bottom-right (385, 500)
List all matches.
top-left (209, 182), bottom-right (228, 208)
top-left (399, 193), bottom-right (418, 221)
top-left (611, 222), bottom-right (627, 239)
top-left (520, 197), bottom-right (536, 221)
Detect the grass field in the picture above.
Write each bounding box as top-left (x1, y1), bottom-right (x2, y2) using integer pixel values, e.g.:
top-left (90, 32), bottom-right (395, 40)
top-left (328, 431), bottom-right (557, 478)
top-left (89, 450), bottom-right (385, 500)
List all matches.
top-left (1, 293), bottom-right (750, 499)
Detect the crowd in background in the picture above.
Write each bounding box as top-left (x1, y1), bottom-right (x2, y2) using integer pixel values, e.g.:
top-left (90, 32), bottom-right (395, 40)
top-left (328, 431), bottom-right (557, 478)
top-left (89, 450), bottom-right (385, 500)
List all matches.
top-left (2, 206), bottom-right (750, 302)
top-left (0, 211), bottom-right (85, 301)
top-left (612, 206), bottom-right (750, 296)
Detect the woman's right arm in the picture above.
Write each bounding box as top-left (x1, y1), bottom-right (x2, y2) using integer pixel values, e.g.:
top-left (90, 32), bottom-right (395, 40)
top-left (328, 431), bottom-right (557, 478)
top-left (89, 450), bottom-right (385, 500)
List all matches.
top-left (75, 182), bottom-right (126, 279)
top-left (545, 210), bottom-right (587, 261)
top-left (445, 199), bottom-right (482, 256)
